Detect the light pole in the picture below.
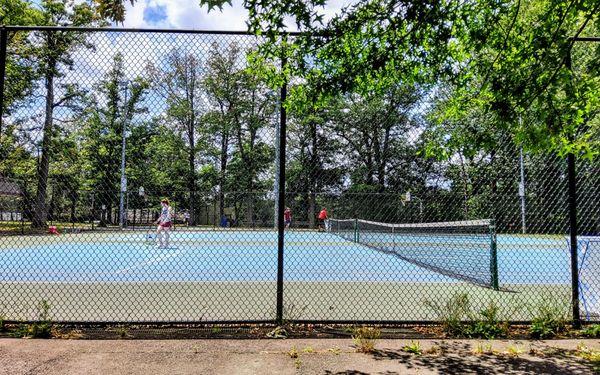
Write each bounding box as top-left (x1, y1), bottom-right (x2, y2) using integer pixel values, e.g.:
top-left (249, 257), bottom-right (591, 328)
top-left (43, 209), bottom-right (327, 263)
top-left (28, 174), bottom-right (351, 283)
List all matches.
top-left (519, 147), bottom-right (527, 234)
top-left (518, 116), bottom-right (527, 234)
top-left (273, 92), bottom-right (280, 229)
top-left (405, 191), bottom-right (423, 221)
top-left (119, 82), bottom-right (129, 229)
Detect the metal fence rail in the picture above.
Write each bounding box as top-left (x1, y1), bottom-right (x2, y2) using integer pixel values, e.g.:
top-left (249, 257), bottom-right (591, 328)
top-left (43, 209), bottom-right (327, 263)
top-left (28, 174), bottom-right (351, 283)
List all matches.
top-left (0, 26), bottom-right (597, 325)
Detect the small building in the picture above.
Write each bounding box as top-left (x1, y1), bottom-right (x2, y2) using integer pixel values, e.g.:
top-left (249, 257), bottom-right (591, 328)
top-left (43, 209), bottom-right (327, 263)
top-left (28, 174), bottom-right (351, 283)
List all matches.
top-left (0, 176), bottom-right (23, 222)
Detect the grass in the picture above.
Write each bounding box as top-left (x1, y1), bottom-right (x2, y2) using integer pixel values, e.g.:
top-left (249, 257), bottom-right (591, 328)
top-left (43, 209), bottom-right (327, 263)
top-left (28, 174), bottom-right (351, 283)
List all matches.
top-left (0, 221), bottom-right (95, 235)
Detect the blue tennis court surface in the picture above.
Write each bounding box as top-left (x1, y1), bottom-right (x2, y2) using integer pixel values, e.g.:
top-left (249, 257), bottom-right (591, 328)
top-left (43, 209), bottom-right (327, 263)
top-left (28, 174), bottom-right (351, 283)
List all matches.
top-left (0, 230), bottom-right (570, 286)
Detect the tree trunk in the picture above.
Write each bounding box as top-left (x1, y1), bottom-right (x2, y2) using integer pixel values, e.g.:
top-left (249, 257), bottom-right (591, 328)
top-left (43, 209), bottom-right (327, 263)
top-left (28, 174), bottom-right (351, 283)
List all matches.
top-left (459, 153), bottom-right (470, 218)
top-left (308, 121), bottom-right (317, 228)
top-left (188, 125), bottom-right (196, 226)
top-left (32, 66), bottom-right (56, 229)
top-left (187, 78), bottom-right (197, 226)
top-left (489, 149), bottom-right (497, 221)
top-left (218, 131), bottom-right (228, 220)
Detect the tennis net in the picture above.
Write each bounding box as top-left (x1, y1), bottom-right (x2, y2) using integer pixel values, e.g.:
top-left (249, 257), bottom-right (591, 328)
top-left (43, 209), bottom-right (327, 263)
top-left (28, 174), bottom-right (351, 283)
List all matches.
top-left (328, 218), bottom-right (499, 289)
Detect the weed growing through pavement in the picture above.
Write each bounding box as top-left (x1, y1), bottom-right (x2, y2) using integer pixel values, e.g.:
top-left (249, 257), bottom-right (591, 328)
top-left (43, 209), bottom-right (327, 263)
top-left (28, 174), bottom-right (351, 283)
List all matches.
top-left (288, 346), bottom-right (299, 359)
top-left (581, 324), bottom-right (600, 338)
top-left (328, 346), bottom-right (341, 355)
top-left (473, 342), bottom-right (494, 355)
top-left (403, 341), bottom-right (422, 355)
top-left (352, 326), bottom-right (380, 353)
top-left (506, 344), bottom-right (524, 357)
top-left (575, 342), bottom-right (600, 372)
top-left (114, 325), bottom-right (130, 339)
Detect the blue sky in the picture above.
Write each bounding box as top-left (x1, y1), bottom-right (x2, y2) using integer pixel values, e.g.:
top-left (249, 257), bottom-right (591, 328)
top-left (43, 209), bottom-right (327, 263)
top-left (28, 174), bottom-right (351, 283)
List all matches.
top-left (26, 0), bottom-right (355, 31)
top-left (121, 0), bottom-right (354, 30)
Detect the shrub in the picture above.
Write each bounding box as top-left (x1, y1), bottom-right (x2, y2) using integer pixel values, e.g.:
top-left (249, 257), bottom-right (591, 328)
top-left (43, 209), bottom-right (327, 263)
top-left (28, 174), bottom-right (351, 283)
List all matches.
top-left (15, 300), bottom-right (53, 339)
top-left (529, 295), bottom-right (569, 339)
top-left (465, 303), bottom-right (508, 339)
top-left (424, 293), bottom-right (470, 336)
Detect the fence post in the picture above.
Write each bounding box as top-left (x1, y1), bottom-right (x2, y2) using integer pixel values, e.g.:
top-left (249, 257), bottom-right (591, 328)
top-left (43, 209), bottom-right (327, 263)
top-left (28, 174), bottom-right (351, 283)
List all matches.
top-left (0, 27), bottom-right (7, 140)
top-left (276, 43), bottom-right (287, 325)
top-left (565, 50), bottom-right (581, 329)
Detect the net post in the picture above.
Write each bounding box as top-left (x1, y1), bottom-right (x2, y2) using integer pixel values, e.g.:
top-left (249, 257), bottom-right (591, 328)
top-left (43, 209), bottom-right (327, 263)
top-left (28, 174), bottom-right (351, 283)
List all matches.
top-left (391, 223), bottom-right (395, 252)
top-left (489, 219), bottom-right (499, 290)
top-left (354, 218), bottom-right (359, 243)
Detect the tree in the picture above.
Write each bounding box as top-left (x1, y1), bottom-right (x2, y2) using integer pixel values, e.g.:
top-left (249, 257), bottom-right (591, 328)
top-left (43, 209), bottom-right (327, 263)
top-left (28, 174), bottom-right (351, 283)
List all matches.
top-left (30, 0), bottom-right (101, 228)
top-left (202, 43), bottom-right (244, 221)
top-left (80, 54), bottom-right (147, 225)
top-left (98, 0), bottom-right (600, 155)
top-left (286, 88), bottom-right (342, 226)
top-left (203, 44), bottom-right (277, 225)
top-left (147, 49), bottom-right (206, 225)
top-left (229, 68), bottom-right (277, 224)
top-left (0, 0), bottom-right (42, 133)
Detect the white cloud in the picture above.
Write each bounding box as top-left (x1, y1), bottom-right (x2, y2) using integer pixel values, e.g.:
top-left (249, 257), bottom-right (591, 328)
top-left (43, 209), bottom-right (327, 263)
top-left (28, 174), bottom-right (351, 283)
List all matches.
top-left (119, 0), bottom-right (359, 31)
top-left (121, 0), bottom-right (248, 30)
top-left (123, 0), bottom-right (148, 28)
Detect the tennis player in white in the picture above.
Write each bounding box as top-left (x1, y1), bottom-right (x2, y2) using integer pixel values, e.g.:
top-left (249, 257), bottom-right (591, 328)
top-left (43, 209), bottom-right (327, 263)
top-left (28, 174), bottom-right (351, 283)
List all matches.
top-left (155, 198), bottom-right (173, 248)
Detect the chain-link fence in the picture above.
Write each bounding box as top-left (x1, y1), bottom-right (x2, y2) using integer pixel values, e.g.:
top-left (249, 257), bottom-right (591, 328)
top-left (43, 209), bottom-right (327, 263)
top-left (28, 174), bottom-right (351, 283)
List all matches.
top-left (0, 27), bottom-right (597, 324)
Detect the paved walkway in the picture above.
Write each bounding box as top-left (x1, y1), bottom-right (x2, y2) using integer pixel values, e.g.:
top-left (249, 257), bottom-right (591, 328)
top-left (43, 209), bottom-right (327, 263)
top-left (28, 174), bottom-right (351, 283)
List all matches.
top-left (0, 338), bottom-right (598, 374)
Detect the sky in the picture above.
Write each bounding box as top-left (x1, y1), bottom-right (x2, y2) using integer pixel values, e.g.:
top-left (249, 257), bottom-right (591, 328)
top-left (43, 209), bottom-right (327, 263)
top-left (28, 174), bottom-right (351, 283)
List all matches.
top-left (119, 0), bottom-right (355, 31)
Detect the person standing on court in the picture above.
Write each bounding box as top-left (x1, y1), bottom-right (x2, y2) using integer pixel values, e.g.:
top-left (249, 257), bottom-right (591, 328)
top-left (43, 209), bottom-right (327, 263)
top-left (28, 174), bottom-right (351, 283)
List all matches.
top-left (318, 207), bottom-right (328, 231)
top-left (155, 198), bottom-right (173, 248)
top-left (284, 207), bottom-right (292, 229)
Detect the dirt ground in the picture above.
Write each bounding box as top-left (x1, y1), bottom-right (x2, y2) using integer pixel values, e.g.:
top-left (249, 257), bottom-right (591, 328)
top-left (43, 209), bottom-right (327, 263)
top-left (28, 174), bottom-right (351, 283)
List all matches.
top-left (0, 338), bottom-right (598, 375)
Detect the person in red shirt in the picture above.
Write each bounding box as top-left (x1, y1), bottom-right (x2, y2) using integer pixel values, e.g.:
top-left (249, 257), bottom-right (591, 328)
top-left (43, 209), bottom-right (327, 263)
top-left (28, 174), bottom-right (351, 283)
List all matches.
top-left (318, 207), bottom-right (328, 231)
top-left (284, 207), bottom-right (292, 229)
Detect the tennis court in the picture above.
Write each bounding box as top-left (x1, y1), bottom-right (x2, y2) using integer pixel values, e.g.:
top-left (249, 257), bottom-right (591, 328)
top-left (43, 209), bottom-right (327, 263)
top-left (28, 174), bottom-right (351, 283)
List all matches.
top-left (0, 226), bottom-right (573, 322)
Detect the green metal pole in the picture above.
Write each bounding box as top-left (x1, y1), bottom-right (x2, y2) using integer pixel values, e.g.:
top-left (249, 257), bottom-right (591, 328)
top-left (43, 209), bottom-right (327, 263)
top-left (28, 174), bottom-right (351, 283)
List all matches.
top-left (490, 220), bottom-right (499, 290)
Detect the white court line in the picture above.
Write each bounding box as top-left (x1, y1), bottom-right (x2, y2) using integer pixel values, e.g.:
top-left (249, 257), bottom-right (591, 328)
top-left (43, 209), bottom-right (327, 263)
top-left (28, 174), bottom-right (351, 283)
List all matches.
top-left (115, 247), bottom-right (184, 275)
